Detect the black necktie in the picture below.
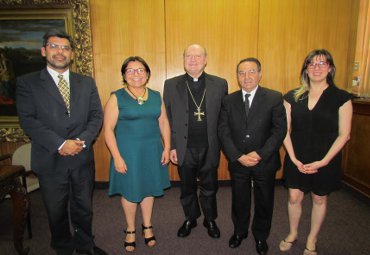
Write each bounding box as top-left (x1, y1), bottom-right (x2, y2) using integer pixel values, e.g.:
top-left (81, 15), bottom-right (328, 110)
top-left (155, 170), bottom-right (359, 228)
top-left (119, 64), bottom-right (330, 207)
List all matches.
top-left (245, 93), bottom-right (251, 117)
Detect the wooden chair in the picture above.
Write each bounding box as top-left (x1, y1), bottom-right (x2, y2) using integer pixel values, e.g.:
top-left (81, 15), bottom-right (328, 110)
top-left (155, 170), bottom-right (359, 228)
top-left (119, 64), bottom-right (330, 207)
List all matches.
top-left (1, 143), bottom-right (35, 239)
top-left (0, 157), bottom-right (30, 255)
top-left (12, 143), bottom-right (39, 193)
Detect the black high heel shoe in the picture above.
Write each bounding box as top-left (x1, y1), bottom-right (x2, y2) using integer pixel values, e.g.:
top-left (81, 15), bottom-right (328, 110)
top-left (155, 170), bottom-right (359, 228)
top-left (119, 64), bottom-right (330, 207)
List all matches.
top-left (124, 230), bottom-right (136, 252)
top-left (142, 225), bottom-right (156, 247)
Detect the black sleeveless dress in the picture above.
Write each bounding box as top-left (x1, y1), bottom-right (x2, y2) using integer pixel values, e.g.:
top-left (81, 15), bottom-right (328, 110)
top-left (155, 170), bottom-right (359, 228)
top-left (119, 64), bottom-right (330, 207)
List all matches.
top-left (283, 85), bottom-right (352, 195)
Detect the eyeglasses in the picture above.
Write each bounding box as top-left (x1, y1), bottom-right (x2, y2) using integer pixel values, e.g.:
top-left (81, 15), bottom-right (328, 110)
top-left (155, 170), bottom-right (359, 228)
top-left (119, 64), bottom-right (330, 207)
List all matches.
top-left (238, 69), bottom-right (258, 76)
top-left (125, 68), bottom-right (146, 75)
top-left (46, 43), bottom-right (72, 51)
top-left (184, 55), bottom-right (203, 60)
top-left (307, 61), bottom-right (329, 69)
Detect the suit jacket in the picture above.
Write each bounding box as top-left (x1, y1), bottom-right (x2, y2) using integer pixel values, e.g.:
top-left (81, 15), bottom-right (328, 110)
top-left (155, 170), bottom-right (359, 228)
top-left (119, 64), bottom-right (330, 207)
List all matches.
top-left (218, 86), bottom-right (287, 171)
top-left (16, 68), bottom-right (103, 175)
top-left (163, 73), bottom-right (228, 166)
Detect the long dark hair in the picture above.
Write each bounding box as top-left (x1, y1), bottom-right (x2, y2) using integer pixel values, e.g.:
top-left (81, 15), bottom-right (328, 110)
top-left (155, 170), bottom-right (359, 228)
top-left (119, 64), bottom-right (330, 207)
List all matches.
top-left (294, 49), bottom-right (336, 101)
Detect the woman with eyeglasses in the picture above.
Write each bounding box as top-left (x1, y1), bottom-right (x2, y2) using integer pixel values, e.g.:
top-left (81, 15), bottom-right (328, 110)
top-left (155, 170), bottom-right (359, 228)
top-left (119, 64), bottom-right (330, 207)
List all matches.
top-left (279, 49), bottom-right (353, 255)
top-left (104, 56), bottom-right (170, 252)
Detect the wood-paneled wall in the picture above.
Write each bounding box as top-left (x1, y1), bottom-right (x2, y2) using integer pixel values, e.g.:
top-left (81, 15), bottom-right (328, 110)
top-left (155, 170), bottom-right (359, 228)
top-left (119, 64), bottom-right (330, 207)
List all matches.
top-left (89, 0), bottom-right (359, 181)
top-left (258, 0), bottom-right (359, 93)
top-left (90, 0), bottom-right (166, 181)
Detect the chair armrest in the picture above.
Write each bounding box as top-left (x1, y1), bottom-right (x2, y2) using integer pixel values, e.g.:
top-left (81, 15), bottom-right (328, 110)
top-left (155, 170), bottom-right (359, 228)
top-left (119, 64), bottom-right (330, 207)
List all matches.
top-left (0, 165), bottom-right (25, 181)
top-left (0, 154), bottom-right (12, 162)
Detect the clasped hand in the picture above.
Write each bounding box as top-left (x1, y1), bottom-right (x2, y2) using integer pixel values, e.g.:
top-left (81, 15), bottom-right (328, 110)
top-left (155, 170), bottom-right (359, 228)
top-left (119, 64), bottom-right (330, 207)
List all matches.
top-left (59, 139), bottom-right (85, 156)
top-left (293, 158), bottom-right (326, 174)
top-left (238, 151), bottom-right (261, 167)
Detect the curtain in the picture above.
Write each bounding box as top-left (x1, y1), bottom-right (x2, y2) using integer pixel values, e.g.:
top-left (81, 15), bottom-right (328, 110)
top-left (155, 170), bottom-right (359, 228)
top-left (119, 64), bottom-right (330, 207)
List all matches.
top-left (356, 0), bottom-right (370, 97)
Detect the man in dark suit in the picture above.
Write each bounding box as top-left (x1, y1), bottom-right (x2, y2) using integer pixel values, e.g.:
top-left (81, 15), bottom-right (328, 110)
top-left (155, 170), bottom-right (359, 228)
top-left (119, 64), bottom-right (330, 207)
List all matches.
top-left (163, 44), bottom-right (228, 238)
top-left (218, 58), bottom-right (287, 254)
top-left (16, 30), bottom-right (106, 255)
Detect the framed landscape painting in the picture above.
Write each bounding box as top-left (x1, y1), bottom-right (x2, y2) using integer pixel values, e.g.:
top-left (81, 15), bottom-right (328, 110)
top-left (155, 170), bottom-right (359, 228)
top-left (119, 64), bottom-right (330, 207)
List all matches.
top-left (0, 0), bottom-right (93, 141)
top-left (0, 12), bottom-right (69, 116)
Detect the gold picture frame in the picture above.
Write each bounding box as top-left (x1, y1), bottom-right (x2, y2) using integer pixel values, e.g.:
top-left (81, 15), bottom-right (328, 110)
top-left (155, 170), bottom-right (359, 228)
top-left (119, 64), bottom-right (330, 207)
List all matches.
top-left (0, 0), bottom-right (93, 142)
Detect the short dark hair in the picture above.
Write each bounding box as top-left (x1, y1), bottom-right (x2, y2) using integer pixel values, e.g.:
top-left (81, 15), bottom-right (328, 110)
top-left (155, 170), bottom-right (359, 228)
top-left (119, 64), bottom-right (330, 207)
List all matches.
top-left (42, 29), bottom-right (74, 49)
top-left (121, 56), bottom-right (151, 84)
top-left (237, 57), bottom-right (261, 72)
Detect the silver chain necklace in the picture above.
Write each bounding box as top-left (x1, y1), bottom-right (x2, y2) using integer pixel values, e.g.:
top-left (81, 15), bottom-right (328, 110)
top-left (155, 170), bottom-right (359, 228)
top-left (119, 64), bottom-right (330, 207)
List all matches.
top-left (186, 80), bottom-right (206, 121)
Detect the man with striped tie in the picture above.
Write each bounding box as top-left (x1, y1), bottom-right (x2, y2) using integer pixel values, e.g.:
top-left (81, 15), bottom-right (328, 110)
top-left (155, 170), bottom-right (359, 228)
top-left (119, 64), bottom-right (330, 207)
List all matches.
top-left (16, 29), bottom-right (106, 255)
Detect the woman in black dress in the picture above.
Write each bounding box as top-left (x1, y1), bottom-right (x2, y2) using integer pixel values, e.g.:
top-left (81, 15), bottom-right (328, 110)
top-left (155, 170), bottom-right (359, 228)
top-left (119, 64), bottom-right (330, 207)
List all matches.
top-left (279, 49), bottom-right (353, 255)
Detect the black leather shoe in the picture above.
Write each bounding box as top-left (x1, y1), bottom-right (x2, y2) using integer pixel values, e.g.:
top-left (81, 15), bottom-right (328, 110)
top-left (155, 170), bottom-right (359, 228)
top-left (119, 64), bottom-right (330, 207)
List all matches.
top-left (229, 234), bottom-right (247, 248)
top-left (177, 220), bottom-right (197, 237)
top-left (76, 246), bottom-right (108, 255)
top-left (256, 240), bottom-right (269, 255)
top-left (203, 219), bottom-right (220, 238)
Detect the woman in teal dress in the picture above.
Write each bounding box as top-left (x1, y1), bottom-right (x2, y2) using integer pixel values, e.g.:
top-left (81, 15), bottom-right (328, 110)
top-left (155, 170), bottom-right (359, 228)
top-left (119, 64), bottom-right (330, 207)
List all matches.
top-left (104, 56), bottom-right (170, 252)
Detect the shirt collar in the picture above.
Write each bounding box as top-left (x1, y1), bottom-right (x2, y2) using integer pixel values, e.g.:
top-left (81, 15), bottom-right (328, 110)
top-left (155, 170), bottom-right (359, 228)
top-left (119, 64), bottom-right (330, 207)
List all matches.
top-left (242, 85), bottom-right (259, 102)
top-left (47, 67), bottom-right (70, 86)
top-left (186, 72), bottom-right (205, 82)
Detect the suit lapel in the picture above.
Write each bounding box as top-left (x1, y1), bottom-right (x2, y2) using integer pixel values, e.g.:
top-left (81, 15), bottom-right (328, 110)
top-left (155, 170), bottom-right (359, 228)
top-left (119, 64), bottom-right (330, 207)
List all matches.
top-left (175, 74), bottom-right (188, 109)
top-left (205, 73), bottom-right (213, 112)
top-left (69, 72), bottom-right (82, 113)
top-left (235, 90), bottom-right (248, 124)
top-left (248, 86), bottom-right (265, 123)
top-left (203, 73), bottom-right (213, 128)
top-left (39, 69), bottom-right (66, 108)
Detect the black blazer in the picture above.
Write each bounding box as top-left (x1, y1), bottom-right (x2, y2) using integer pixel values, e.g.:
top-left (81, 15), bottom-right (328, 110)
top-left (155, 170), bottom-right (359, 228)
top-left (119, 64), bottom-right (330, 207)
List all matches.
top-left (163, 73), bottom-right (228, 166)
top-left (16, 68), bottom-right (103, 175)
top-left (218, 86), bottom-right (287, 171)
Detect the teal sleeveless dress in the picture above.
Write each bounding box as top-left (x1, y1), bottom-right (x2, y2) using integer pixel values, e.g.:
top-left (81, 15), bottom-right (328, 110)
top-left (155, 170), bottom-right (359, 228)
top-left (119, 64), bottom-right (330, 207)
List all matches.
top-left (108, 88), bottom-right (170, 202)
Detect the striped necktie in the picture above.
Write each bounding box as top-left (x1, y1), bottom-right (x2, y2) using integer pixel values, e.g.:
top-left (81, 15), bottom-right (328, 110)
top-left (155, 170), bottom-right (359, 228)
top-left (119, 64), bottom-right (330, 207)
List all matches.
top-left (57, 74), bottom-right (70, 113)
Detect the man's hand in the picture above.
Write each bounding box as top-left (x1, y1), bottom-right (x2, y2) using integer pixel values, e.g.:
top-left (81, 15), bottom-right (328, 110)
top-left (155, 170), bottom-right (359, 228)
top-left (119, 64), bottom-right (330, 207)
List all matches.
top-left (170, 149), bottom-right (178, 165)
top-left (238, 151), bottom-right (261, 167)
top-left (59, 139), bottom-right (85, 156)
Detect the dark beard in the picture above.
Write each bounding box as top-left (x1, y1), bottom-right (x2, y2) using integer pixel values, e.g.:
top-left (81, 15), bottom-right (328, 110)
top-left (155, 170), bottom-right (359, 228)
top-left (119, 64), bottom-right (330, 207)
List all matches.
top-left (47, 61), bottom-right (71, 69)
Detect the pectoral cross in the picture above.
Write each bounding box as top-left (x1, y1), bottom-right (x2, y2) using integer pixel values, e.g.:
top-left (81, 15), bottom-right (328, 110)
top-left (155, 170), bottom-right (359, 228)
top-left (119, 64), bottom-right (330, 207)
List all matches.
top-left (194, 107), bottom-right (205, 121)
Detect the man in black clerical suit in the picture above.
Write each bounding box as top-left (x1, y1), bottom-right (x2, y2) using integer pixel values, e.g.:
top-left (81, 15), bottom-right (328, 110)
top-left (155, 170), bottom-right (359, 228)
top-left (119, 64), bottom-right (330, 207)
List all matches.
top-left (16, 29), bottom-right (106, 255)
top-left (163, 44), bottom-right (228, 239)
top-left (218, 58), bottom-right (287, 254)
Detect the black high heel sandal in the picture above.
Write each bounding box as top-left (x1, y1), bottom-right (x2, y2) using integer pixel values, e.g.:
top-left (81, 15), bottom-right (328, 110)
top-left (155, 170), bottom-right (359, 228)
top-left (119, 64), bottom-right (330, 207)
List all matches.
top-left (142, 225), bottom-right (156, 247)
top-left (124, 230), bottom-right (136, 252)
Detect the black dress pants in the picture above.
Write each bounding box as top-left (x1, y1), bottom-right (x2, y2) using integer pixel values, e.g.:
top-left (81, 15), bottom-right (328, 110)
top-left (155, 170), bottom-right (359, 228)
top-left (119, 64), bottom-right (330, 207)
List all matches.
top-left (178, 147), bottom-right (218, 221)
top-left (38, 166), bottom-right (94, 255)
top-left (230, 163), bottom-right (276, 241)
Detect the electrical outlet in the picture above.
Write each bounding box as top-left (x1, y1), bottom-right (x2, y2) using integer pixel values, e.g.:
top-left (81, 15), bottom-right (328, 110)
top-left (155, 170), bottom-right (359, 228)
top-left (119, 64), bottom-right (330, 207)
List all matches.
top-left (352, 76), bottom-right (360, 86)
top-left (354, 62), bottom-right (360, 71)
